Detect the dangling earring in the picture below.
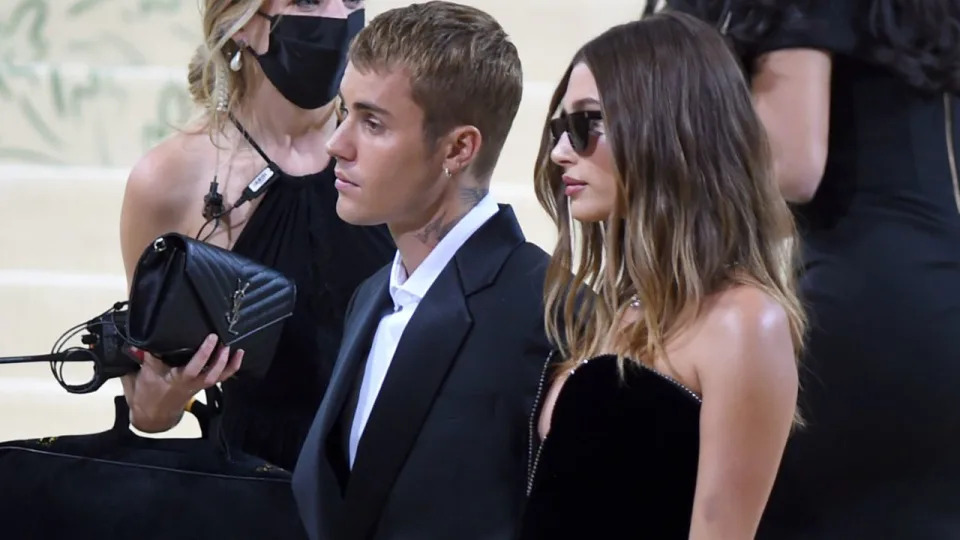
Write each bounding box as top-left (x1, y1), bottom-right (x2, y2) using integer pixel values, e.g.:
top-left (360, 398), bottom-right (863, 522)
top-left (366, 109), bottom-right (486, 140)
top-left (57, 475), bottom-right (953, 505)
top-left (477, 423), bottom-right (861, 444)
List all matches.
top-left (443, 167), bottom-right (452, 178)
top-left (229, 48), bottom-right (243, 72)
top-left (215, 62), bottom-right (229, 113)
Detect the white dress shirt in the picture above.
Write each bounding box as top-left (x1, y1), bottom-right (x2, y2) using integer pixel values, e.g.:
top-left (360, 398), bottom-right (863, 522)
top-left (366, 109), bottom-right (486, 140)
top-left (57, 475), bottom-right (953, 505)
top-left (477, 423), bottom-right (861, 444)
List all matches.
top-left (348, 194), bottom-right (500, 467)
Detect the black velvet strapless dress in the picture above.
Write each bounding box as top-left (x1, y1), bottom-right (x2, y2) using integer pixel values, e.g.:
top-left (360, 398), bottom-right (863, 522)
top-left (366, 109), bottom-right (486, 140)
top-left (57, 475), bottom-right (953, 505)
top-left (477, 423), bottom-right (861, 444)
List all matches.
top-left (521, 354), bottom-right (702, 539)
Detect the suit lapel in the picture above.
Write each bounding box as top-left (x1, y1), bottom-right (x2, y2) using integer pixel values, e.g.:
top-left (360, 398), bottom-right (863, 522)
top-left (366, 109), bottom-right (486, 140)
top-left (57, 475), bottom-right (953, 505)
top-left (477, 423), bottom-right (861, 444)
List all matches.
top-left (336, 205), bottom-right (527, 539)
top-left (293, 266), bottom-right (391, 540)
top-left (341, 263), bottom-right (472, 539)
top-left (317, 272), bottom-right (392, 459)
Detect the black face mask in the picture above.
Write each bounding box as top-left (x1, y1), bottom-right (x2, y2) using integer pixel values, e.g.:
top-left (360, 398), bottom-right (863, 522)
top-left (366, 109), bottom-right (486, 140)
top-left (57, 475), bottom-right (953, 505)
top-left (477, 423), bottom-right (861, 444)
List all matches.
top-left (250, 9), bottom-right (364, 110)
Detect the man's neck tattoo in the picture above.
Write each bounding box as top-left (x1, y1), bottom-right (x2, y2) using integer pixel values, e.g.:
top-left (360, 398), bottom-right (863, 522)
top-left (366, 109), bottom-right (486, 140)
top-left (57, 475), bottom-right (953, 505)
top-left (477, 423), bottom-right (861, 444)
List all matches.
top-left (459, 186), bottom-right (489, 207)
top-left (414, 211), bottom-right (460, 246)
top-left (413, 185), bottom-right (490, 246)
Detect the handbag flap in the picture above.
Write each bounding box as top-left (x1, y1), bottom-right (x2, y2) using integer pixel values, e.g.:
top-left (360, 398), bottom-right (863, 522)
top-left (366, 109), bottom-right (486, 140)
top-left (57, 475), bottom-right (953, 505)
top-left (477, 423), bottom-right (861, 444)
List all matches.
top-left (180, 236), bottom-right (297, 346)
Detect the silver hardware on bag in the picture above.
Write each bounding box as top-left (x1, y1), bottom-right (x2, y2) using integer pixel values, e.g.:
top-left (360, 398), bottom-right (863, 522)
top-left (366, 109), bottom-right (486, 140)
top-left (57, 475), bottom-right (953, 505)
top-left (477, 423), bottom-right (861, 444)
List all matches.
top-left (225, 279), bottom-right (251, 335)
top-left (153, 237), bottom-right (167, 252)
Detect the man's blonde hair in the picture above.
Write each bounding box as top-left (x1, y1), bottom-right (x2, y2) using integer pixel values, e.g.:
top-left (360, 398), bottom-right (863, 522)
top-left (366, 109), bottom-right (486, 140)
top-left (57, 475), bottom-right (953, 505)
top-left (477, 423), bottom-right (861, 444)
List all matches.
top-left (349, 1), bottom-right (523, 179)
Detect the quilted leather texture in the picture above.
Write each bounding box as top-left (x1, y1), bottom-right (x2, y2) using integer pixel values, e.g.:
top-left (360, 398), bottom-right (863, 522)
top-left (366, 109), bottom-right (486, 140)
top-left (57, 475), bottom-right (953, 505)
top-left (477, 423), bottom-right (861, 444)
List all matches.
top-left (179, 235), bottom-right (296, 346)
top-left (126, 233), bottom-right (297, 376)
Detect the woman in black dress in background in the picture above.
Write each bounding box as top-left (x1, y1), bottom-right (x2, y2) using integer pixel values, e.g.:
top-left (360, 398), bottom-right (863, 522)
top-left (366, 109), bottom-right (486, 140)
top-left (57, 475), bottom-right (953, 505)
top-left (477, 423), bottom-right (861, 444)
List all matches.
top-left (521, 12), bottom-right (804, 538)
top-left (669, 0), bottom-right (960, 537)
top-left (118, 0), bottom-right (393, 472)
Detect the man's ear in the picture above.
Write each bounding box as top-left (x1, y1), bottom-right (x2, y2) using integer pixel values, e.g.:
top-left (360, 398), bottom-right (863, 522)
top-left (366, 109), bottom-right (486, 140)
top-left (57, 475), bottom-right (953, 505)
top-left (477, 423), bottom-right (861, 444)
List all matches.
top-left (440, 125), bottom-right (482, 176)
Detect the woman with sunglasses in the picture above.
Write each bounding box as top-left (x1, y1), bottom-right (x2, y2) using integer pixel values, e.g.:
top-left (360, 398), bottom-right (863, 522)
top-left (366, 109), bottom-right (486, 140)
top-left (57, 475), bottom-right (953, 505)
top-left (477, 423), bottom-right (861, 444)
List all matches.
top-left (666, 0), bottom-right (960, 537)
top-left (519, 11), bottom-right (804, 539)
top-left (118, 0), bottom-right (393, 472)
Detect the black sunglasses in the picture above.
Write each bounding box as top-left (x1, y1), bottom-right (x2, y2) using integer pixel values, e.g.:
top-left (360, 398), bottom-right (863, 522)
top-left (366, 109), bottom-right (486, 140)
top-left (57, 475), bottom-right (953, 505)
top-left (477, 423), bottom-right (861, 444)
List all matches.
top-left (550, 110), bottom-right (603, 153)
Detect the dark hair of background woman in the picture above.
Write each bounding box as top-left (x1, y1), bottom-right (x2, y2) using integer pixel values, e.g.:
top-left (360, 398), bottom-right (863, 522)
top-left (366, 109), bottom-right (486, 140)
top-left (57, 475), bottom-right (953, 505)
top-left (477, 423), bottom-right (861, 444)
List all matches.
top-left (648, 0), bottom-right (960, 93)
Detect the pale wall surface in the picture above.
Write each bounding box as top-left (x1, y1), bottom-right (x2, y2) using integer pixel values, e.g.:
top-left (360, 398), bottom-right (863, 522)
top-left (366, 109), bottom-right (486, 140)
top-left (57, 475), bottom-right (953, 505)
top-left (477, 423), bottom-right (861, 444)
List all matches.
top-left (0, 0), bottom-right (648, 440)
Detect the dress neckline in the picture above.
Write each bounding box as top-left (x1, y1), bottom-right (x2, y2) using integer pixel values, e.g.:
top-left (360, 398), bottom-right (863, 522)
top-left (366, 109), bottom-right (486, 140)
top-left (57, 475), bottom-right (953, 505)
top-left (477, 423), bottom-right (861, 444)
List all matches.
top-left (229, 158), bottom-right (335, 256)
top-left (571, 354), bottom-right (702, 403)
top-left (229, 112), bottom-right (335, 184)
top-left (527, 352), bottom-right (701, 496)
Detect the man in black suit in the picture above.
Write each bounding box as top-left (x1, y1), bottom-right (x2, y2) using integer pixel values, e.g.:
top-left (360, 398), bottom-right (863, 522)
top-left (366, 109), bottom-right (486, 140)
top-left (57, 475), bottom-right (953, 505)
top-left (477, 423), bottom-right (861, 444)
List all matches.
top-left (291, 2), bottom-right (554, 539)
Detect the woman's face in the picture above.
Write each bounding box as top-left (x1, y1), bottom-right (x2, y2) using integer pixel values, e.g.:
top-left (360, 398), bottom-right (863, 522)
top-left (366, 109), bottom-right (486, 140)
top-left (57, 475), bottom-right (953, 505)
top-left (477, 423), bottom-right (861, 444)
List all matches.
top-left (549, 62), bottom-right (618, 223)
top-left (231, 0), bottom-right (365, 110)
top-left (239, 0), bottom-right (365, 54)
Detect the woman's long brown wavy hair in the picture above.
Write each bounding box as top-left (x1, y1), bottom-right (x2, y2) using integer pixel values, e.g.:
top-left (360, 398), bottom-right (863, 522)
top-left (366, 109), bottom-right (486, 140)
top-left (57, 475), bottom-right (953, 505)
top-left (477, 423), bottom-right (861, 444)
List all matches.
top-left (534, 11), bottom-right (806, 376)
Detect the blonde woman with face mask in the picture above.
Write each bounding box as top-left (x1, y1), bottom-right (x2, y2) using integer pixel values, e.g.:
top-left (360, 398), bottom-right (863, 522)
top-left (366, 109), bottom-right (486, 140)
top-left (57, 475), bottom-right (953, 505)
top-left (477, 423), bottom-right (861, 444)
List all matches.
top-left (118, 0), bottom-right (393, 471)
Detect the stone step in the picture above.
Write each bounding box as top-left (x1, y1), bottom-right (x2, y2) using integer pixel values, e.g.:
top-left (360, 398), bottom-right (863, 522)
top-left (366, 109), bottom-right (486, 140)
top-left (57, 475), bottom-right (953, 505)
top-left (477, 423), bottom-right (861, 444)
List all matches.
top-left (0, 371), bottom-right (200, 441)
top-left (0, 276), bottom-right (125, 357)
top-left (3, 0), bottom-right (647, 77)
top-left (0, 165), bottom-right (126, 275)
top-left (0, 375), bottom-right (127, 440)
top-left (0, 384), bottom-right (202, 441)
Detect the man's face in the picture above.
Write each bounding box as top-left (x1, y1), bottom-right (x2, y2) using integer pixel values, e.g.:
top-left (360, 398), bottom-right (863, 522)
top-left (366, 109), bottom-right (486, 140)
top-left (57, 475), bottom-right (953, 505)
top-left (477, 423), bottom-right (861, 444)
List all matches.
top-left (328, 63), bottom-right (449, 231)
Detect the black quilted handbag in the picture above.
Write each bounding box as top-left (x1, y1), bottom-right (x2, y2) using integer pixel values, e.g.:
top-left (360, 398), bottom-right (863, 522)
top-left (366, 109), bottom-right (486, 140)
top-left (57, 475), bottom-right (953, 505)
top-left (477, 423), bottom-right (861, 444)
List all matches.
top-left (126, 232), bottom-right (296, 379)
top-left (0, 387), bottom-right (308, 540)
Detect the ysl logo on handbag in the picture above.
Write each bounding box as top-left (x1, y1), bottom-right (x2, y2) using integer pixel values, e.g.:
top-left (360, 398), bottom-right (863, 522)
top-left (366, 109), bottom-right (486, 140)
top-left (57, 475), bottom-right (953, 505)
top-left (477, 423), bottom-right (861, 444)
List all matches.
top-left (225, 279), bottom-right (251, 335)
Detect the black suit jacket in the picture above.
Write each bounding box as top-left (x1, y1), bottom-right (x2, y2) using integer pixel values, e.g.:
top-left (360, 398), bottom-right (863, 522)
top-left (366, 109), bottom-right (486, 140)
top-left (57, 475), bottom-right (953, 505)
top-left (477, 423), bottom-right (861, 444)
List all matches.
top-left (292, 205), bottom-right (554, 540)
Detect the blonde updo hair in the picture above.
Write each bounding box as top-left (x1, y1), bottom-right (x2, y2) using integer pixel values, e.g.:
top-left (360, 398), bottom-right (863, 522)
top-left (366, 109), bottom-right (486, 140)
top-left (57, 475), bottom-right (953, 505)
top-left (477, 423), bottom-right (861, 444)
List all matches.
top-left (186, 0), bottom-right (263, 134)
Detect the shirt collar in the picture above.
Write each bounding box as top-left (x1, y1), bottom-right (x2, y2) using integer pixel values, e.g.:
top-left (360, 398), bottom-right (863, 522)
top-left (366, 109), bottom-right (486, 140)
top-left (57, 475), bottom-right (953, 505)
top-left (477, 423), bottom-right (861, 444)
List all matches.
top-left (387, 193), bottom-right (499, 310)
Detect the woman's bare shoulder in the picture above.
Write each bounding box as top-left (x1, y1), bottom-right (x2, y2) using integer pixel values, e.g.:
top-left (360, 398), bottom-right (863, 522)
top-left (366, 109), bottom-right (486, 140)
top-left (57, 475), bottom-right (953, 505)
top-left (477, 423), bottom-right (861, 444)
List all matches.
top-left (694, 284), bottom-right (797, 387)
top-left (123, 130), bottom-right (212, 222)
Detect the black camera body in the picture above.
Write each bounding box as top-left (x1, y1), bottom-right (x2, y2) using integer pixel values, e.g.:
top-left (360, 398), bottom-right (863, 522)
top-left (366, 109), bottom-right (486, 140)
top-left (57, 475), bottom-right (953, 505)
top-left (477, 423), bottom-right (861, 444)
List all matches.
top-left (67, 304), bottom-right (140, 393)
top-left (0, 302), bottom-right (140, 394)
